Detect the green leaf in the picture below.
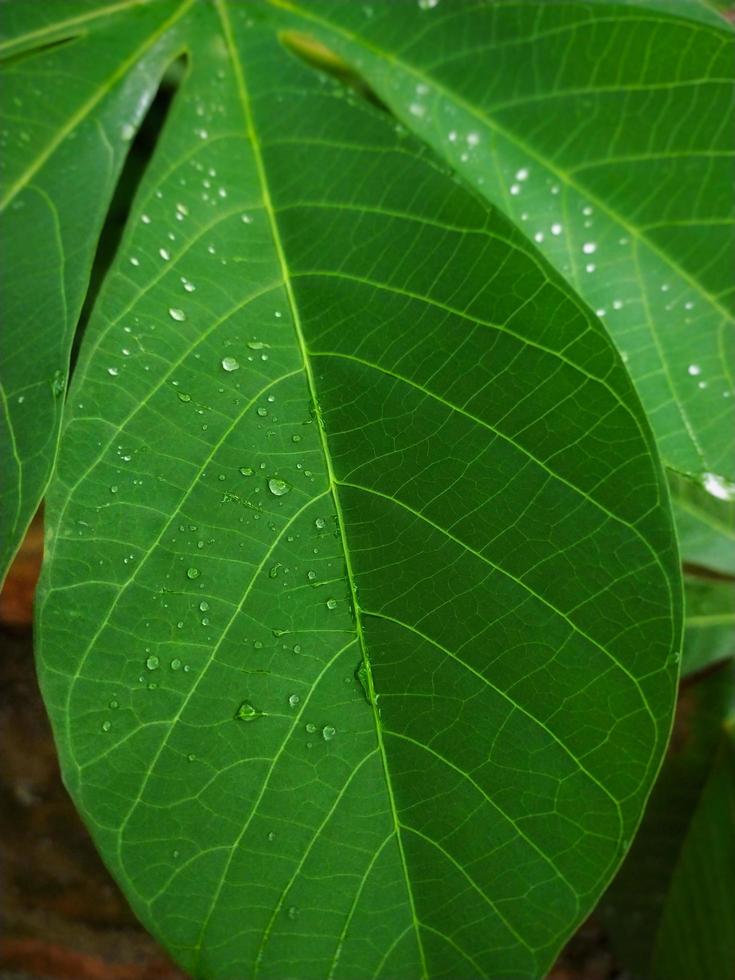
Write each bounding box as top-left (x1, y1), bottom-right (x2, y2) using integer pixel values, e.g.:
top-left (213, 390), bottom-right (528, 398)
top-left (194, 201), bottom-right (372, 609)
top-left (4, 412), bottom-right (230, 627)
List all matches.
top-left (267, 0), bottom-right (735, 485)
top-left (0, 0), bottom-right (192, 582)
top-left (682, 575), bottom-right (735, 676)
top-left (670, 470), bottom-right (735, 576)
top-left (15, 3), bottom-right (679, 977)
top-left (650, 730), bottom-right (735, 980)
top-left (602, 662), bottom-right (735, 977)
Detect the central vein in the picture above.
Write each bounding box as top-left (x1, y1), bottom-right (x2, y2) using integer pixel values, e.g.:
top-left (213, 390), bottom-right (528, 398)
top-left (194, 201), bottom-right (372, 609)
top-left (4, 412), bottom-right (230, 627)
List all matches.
top-left (214, 1), bottom-right (429, 975)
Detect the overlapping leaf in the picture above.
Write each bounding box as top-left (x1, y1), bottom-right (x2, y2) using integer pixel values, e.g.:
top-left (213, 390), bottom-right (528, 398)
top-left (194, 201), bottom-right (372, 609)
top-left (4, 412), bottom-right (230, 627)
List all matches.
top-left (267, 0), bottom-right (735, 485)
top-left (0, 0), bottom-right (193, 581)
top-left (2, 2), bottom-right (685, 977)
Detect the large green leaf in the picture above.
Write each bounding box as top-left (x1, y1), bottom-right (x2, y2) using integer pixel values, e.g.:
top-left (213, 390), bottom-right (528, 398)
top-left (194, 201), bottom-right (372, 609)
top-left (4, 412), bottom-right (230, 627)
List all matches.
top-left (602, 662), bottom-right (735, 978)
top-left (0, 0), bottom-right (194, 582)
top-left (11, 2), bottom-right (680, 977)
top-left (267, 0), bottom-right (735, 485)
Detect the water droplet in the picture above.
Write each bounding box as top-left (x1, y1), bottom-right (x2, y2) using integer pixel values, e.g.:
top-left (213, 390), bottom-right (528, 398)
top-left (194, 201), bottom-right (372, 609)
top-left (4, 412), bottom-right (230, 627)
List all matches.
top-left (582, 242), bottom-right (597, 255)
top-left (515, 167), bottom-right (529, 181)
top-left (315, 517), bottom-right (326, 530)
top-left (110, 485), bottom-right (119, 494)
top-left (288, 693), bottom-right (300, 708)
top-left (702, 473), bottom-right (735, 502)
top-left (107, 366), bottom-right (119, 377)
top-left (121, 123), bottom-right (135, 141)
top-left (221, 356), bottom-right (240, 372)
top-left (326, 598), bottom-right (337, 610)
top-left (688, 364), bottom-right (701, 376)
top-left (178, 391), bottom-right (191, 402)
top-left (235, 700), bottom-right (261, 722)
top-left (256, 406), bottom-right (268, 417)
top-left (322, 725), bottom-right (336, 741)
top-left (109, 699), bottom-right (119, 709)
top-left (171, 658), bottom-right (182, 671)
top-left (187, 753), bottom-right (196, 762)
top-left (199, 600), bottom-right (209, 612)
top-left (268, 477), bottom-right (290, 496)
top-left (159, 247), bottom-right (170, 261)
top-left (186, 567), bottom-right (200, 579)
top-left (239, 466), bottom-right (253, 476)
top-left (146, 655), bottom-right (160, 671)
top-left (306, 570), bottom-right (317, 582)
top-left (551, 223), bottom-right (563, 236)
top-left (101, 720), bottom-right (112, 732)
top-left (305, 722), bottom-right (317, 734)
top-left (267, 830), bottom-right (276, 841)
top-left (247, 339), bottom-right (267, 350)
top-left (169, 308), bottom-right (186, 321)
top-left (509, 183), bottom-right (521, 196)
top-left (287, 905), bottom-right (299, 920)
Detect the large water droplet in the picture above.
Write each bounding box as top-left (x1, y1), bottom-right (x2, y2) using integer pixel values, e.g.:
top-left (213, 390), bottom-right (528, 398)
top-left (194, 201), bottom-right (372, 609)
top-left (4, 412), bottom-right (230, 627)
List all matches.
top-left (221, 356), bottom-right (240, 372)
top-left (268, 477), bottom-right (290, 497)
top-left (146, 654), bottom-right (160, 671)
top-left (186, 567), bottom-right (200, 580)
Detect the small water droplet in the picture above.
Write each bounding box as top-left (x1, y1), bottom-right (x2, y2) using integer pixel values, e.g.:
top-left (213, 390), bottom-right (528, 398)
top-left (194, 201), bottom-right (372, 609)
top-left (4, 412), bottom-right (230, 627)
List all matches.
top-left (305, 722), bottom-right (317, 734)
top-left (186, 567), bottom-right (200, 579)
top-left (582, 242), bottom-right (597, 255)
top-left (178, 391), bottom-right (191, 402)
top-left (107, 366), bottom-right (119, 377)
top-left (235, 700), bottom-right (261, 722)
top-left (315, 517), bottom-right (326, 530)
top-left (322, 725), bottom-right (336, 741)
top-left (109, 699), bottom-right (119, 709)
top-left (288, 693), bottom-right (300, 708)
top-left (268, 477), bottom-right (290, 496)
top-left (221, 356), bottom-right (240, 372)
top-left (326, 598), bottom-right (337, 610)
top-left (702, 472), bottom-right (735, 502)
top-left (169, 308), bottom-right (186, 321)
top-left (688, 364), bottom-right (701, 376)
top-left (146, 655), bottom-right (160, 671)
top-left (171, 658), bottom-right (182, 671)
top-left (159, 247), bottom-right (171, 261)
top-left (239, 466), bottom-right (254, 476)
top-left (101, 720), bottom-right (112, 732)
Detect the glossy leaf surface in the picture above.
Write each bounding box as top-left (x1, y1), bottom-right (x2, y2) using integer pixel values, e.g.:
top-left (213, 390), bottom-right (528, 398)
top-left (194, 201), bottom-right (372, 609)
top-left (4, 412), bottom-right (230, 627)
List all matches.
top-left (5, 2), bottom-right (683, 977)
top-left (0, 0), bottom-right (192, 581)
top-left (268, 0), bottom-right (735, 484)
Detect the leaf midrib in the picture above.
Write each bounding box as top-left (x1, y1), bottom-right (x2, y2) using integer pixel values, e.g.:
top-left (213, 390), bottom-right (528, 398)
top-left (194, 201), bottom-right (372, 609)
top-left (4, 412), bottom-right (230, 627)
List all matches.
top-left (212, 2), bottom-right (429, 975)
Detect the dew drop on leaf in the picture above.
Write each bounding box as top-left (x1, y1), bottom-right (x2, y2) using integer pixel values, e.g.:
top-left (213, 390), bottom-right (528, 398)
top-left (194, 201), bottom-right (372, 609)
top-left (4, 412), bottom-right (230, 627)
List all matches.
top-left (186, 567), bottom-right (200, 579)
top-left (168, 308), bottom-right (186, 321)
top-left (268, 477), bottom-right (290, 496)
top-left (235, 700), bottom-right (261, 722)
top-left (221, 356), bottom-right (240, 372)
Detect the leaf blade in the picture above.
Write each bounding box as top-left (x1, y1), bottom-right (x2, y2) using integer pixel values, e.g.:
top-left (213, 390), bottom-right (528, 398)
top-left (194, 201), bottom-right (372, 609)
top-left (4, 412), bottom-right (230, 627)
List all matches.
top-left (33, 6), bottom-right (681, 977)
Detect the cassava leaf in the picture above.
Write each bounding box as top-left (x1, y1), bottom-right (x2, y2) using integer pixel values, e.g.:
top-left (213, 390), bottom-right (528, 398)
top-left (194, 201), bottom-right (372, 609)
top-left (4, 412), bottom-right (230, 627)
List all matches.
top-left (682, 575), bottom-right (735, 676)
top-left (650, 731), bottom-right (735, 980)
top-left (602, 662), bottom-right (735, 979)
top-left (266, 0), bottom-right (735, 486)
top-left (0, 0), bottom-right (194, 582)
top-left (7, 2), bottom-right (682, 978)
top-left (670, 471), bottom-right (735, 576)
